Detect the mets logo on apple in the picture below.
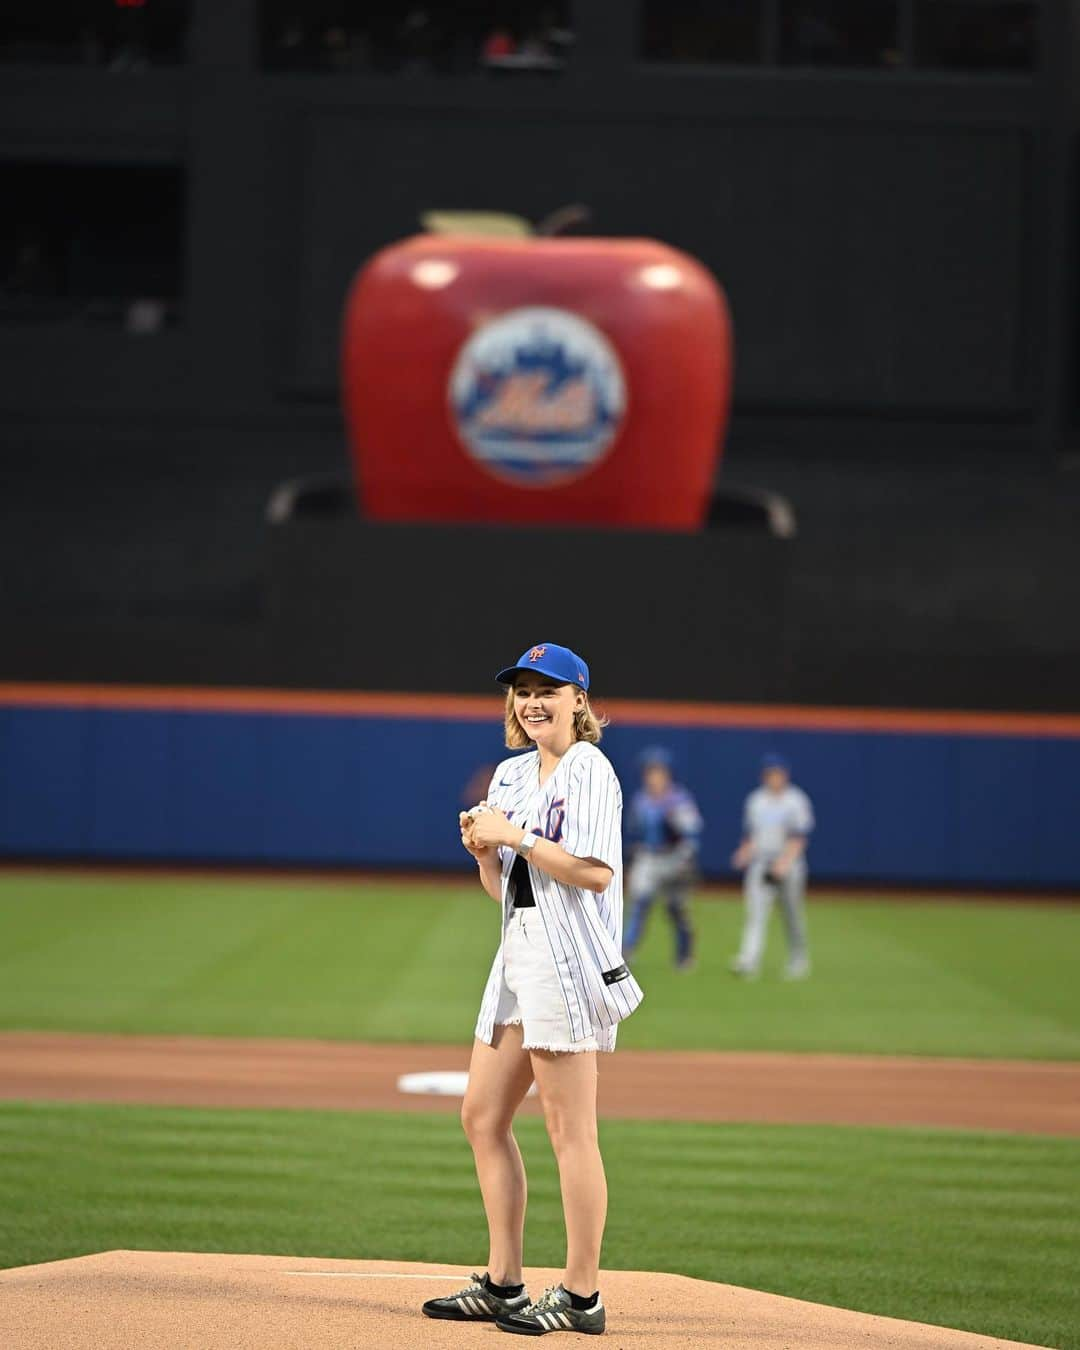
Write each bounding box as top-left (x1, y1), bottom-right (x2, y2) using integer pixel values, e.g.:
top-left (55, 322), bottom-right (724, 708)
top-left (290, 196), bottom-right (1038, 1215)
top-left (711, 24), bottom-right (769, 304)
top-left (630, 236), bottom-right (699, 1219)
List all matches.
top-left (448, 306), bottom-right (627, 487)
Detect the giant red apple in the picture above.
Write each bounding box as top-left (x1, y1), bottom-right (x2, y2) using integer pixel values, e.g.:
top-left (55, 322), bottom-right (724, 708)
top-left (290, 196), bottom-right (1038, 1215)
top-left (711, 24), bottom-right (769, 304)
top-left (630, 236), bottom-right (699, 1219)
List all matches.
top-left (341, 235), bottom-right (732, 530)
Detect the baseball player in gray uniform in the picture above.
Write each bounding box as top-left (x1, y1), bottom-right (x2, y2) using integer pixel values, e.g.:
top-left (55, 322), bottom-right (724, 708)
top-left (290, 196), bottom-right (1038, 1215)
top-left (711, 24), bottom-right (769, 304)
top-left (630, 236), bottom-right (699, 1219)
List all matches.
top-left (422, 642), bottom-right (643, 1338)
top-left (730, 752), bottom-right (814, 979)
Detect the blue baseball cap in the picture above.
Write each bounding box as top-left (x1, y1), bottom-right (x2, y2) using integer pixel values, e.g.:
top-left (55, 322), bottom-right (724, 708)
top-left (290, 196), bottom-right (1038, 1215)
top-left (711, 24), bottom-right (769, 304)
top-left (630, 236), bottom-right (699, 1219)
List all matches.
top-left (639, 745), bottom-right (673, 769)
top-left (496, 643), bottom-right (590, 691)
top-left (761, 751), bottom-right (791, 773)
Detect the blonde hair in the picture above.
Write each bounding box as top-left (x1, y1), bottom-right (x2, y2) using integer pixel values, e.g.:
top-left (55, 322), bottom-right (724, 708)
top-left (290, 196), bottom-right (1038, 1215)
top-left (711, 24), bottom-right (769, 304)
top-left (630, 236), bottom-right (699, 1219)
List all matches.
top-left (504, 685), bottom-right (607, 750)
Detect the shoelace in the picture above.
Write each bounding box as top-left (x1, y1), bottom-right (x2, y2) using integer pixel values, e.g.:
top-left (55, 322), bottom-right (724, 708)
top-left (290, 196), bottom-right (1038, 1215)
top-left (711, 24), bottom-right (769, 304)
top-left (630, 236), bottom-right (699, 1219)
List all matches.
top-left (524, 1285), bottom-right (565, 1316)
top-left (452, 1273), bottom-right (487, 1299)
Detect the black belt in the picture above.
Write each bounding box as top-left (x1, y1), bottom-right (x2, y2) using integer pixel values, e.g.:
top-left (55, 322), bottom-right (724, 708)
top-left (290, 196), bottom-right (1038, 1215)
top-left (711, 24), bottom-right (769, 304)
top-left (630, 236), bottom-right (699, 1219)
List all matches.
top-left (509, 853), bottom-right (536, 908)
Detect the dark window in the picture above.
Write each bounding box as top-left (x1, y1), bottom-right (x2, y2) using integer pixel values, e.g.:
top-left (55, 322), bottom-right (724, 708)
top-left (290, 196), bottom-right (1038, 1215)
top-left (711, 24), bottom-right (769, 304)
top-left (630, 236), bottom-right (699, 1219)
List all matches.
top-left (640, 0), bottom-right (1041, 73)
top-left (261, 1), bottom-right (572, 75)
top-left (780, 0), bottom-right (900, 67)
top-left (0, 0), bottom-right (188, 69)
top-left (640, 0), bottom-right (762, 64)
top-left (915, 1), bottom-right (1037, 71)
top-left (1, 162), bottom-right (185, 330)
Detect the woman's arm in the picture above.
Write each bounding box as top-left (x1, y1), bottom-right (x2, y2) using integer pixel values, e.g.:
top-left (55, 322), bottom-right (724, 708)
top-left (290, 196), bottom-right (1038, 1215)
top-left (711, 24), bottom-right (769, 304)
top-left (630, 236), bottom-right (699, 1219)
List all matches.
top-left (460, 811), bottom-right (503, 902)
top-left (475, 850), bottom-right (504, 901)
top-left (469, 810), bottom-right (612, 895)
top-left (528, 834), bottom-right (613, 895)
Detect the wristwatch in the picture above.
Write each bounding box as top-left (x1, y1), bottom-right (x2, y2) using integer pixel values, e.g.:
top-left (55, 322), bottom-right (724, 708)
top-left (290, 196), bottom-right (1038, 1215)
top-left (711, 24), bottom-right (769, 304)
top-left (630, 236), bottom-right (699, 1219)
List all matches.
top-left (516, 831), bottom-right (538, 858)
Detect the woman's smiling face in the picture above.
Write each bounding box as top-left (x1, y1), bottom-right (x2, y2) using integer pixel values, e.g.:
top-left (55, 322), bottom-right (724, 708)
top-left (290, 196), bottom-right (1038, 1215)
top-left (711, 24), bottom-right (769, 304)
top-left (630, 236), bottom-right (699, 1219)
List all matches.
top-left (513, 675), bottom-right (583, 749)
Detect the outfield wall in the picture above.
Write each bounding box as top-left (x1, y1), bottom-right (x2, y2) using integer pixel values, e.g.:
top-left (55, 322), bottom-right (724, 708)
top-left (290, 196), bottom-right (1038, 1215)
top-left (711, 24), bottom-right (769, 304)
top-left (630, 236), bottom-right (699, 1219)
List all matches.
top-left (1, 686), bottom-right (1078, 888)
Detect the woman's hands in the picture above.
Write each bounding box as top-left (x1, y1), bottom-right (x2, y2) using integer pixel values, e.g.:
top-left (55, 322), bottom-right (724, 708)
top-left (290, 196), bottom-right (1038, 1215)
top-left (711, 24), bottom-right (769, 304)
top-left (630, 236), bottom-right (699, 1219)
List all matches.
top-left (459, 806), bottom-right (492, 860)
top-left (460, 802), bottom-right (611, 897)
top-left (470, 806), bottom-right (524, 851)
top-left (461, 804), bottom-right (523, 853)
top-left (460, 803), bottom-right (514, 903)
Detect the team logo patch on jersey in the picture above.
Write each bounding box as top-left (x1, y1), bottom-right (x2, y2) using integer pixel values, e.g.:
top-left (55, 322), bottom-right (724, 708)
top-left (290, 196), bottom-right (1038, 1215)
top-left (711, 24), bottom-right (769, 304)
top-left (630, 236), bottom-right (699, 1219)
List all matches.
top-left (544, 799), bottom-right (566, 843)
top-left (448, 306), bottom-right (626, 487)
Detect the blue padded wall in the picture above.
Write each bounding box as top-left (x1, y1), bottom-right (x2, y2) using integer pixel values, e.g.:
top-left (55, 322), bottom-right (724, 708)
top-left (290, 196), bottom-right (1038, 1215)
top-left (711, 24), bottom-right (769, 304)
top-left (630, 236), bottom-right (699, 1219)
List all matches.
top-left (0, 703), bottom-right (1076, 886)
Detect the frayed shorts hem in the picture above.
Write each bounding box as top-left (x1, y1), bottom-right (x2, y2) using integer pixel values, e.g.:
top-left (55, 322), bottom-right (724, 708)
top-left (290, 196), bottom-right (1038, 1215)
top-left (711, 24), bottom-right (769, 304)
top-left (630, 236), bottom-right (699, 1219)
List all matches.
top-left (493, 1018), bottom-right (605, 1054)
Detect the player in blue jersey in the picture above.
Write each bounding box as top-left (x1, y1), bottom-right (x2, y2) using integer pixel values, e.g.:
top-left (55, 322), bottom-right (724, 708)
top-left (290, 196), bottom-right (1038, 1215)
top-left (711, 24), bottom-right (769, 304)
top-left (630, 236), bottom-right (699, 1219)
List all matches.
top-left (622, 747), bottom-right (704, 970)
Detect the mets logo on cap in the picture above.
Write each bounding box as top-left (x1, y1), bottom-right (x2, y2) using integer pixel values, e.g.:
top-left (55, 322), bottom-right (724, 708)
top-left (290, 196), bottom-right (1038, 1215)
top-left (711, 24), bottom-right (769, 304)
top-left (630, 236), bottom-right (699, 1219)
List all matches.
top-left (448, 306), bottom-right (627, 488)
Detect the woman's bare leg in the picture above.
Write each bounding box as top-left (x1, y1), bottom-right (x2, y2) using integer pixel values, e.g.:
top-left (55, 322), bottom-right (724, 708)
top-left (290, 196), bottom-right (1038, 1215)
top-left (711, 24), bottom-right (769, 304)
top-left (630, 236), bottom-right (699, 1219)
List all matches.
top-left (461, 1025), bottom-right (535, 1286)
top-left (530, 1049), bottom-right (606, 1295)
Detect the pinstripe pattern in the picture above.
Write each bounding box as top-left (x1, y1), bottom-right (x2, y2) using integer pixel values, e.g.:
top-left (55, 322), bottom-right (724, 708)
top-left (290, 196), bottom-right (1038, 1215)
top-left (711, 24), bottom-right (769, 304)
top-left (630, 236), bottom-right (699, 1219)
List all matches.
top-left (475, 742), bottom-right (643, 1049)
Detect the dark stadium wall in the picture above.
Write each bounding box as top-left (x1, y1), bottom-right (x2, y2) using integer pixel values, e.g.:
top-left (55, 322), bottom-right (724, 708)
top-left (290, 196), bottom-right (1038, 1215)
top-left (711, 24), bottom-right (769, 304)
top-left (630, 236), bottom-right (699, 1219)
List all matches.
top-left (5, 509), bottom-right (1079, 713)
top-left (0, 0), bottom-right (1075, 458)
top-left (3, 2), bottom-right (1078, 718)
top-left (2, 692), bottom-right (1078, 887)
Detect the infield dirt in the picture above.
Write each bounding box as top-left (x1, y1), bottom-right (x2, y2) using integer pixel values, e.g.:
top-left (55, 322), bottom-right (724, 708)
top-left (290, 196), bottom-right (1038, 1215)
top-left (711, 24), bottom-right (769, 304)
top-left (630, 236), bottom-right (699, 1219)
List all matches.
top-left (0, 1032), bottom-right (1077, 1133)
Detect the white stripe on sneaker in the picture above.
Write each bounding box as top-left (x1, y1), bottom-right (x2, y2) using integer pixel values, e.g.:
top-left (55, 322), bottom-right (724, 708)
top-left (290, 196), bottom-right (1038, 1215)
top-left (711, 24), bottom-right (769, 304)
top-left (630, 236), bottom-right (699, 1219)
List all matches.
top-left (558, 1310), bottom-right (573, 1328)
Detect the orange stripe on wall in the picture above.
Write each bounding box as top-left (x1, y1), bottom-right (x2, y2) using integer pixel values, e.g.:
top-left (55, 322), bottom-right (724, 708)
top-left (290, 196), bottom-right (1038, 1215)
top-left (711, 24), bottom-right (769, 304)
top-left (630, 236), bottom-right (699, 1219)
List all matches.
top-left (1, 681), bottom-right (1078, 738)
top-left (0, 683), bottom-right (499, 721)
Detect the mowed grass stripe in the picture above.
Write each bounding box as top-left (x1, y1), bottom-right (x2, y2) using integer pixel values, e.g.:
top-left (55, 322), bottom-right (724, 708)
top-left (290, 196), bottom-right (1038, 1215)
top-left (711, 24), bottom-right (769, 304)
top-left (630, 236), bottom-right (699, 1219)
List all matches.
top-left (0, 1102), bottom-right (1076, 1349)
top-left (0, 873), bottom-right (1078, 1057)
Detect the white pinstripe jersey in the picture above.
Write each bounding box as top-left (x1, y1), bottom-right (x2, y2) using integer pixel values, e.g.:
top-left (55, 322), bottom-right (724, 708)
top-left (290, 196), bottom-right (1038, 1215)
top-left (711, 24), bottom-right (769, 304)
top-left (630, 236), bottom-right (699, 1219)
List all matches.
top-left (474, 740), bottom-right (644, 1051)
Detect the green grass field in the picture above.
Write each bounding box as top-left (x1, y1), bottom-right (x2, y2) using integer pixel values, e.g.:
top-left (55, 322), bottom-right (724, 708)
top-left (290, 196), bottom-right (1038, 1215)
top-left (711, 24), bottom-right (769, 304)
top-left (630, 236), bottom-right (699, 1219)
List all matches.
top-left (1, 1101), bottom-right (1076, 1349)
top-left (0, 872), bottom-right (1078, 1057)
top-left (2, 870), bottom-right (1078, 1348)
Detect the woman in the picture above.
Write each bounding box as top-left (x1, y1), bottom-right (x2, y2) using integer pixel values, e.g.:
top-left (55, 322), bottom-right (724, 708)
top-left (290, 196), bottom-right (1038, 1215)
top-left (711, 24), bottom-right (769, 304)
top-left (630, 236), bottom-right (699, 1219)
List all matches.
top-left (422, 642), bottom-right (643, 1337)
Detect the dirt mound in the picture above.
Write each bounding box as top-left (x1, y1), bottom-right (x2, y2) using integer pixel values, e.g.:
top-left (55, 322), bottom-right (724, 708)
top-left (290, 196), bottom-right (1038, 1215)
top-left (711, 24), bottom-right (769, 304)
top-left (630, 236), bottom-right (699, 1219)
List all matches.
top-left (0, 1250), bottom-right (1049, 1349)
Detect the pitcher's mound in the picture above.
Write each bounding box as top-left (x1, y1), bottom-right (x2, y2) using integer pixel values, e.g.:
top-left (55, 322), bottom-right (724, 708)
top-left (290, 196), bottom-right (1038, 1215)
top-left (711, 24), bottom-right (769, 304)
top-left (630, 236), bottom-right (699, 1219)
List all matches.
top-left (0, 1250), bottom-right (1047, 1349)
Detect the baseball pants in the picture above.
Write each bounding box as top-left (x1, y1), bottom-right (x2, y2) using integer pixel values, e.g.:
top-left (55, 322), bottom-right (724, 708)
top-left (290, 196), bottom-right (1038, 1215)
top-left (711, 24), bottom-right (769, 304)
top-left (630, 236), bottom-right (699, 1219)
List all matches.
top-left (736, 858), bottom-right (809, 973)
top-left (624, 853), bottom-right (694, 964)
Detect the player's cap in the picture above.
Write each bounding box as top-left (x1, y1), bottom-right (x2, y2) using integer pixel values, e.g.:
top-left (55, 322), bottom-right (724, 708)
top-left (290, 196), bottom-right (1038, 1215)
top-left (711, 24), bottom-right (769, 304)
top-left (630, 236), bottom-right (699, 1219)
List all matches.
top-left (638, 745), bottom-right (673, 769)
top-left (496, 643), bottom-right (590, 691)
top-left (761, 751), bottom-right (791, 773)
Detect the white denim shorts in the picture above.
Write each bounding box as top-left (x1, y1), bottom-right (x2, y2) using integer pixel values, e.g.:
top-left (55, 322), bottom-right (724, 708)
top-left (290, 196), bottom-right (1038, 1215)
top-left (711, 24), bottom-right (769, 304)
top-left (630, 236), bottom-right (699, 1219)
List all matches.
top-left (494, 906), bottom-right (600, 1054)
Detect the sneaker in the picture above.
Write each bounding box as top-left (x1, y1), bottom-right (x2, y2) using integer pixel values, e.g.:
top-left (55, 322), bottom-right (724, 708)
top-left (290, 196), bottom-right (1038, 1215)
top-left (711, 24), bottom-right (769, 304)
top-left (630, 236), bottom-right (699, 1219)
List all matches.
top-left (496, 1283), bottom-right (605, 1336)
top-left (728, 957), bottom-right (757, 978)
top-left (784, 957), bottom-right (811, 980)
top-left (422, 1272), bottom-right (530, 1322)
